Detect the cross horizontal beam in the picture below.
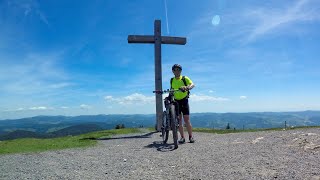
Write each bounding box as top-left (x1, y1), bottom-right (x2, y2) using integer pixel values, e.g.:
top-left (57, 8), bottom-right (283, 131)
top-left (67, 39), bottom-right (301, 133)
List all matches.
top-left (128, 35), bottom-right (186, 45)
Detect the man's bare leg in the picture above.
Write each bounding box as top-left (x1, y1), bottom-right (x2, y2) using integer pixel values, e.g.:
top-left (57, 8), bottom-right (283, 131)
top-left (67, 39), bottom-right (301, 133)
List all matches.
top-left (183, 115), bottom-right (193, 138)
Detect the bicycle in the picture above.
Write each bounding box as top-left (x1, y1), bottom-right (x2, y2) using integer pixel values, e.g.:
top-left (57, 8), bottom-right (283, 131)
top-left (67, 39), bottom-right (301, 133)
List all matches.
top-left (153, 89), bottom-right (181, 149)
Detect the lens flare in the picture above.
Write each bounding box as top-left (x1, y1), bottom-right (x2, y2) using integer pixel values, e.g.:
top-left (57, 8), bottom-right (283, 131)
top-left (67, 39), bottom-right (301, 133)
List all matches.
top-left (212, 15), bottom-right (220, 26)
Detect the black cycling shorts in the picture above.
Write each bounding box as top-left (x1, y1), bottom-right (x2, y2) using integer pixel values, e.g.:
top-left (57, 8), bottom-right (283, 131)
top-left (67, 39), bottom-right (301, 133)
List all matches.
top-left (175, 98), bottom-right (190, 116)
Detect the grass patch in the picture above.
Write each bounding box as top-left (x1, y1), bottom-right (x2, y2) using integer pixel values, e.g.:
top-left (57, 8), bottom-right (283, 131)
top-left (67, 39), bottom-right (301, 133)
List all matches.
top-left (0, 128), bottom-right (145, 155)
top-left (147, 127), bottom-right (157, 132)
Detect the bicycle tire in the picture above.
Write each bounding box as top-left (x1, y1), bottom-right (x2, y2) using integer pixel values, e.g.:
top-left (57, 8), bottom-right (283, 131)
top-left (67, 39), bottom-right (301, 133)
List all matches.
top-left (170, 105), bottom-right (178, 149)
top-left (162, 111), bottom-right (169, 144)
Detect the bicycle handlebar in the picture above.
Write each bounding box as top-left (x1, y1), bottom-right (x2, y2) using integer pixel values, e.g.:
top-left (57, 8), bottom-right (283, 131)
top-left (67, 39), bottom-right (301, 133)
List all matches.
top-left (153, 89), bottom-right (181, 94)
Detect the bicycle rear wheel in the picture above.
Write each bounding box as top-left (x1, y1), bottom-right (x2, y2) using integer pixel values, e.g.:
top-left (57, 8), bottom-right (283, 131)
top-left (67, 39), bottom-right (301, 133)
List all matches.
top-left (162, 111), bottom-right (169, 144)
top-left (170, 105), bottom-right (178, 149)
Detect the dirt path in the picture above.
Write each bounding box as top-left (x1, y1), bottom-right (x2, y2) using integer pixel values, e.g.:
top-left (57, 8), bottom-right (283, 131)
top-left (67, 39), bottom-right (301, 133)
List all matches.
top-left (1, 128), bottom-right (320, 179)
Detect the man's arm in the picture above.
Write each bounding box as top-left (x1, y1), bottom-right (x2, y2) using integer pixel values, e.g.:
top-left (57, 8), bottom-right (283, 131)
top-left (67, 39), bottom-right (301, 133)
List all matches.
top-left (187, 83), bottom-right (195, 90)
top-left (184, 76), bottom-right (195, 91)
top-left (180, 83), bottom-right (195, 92)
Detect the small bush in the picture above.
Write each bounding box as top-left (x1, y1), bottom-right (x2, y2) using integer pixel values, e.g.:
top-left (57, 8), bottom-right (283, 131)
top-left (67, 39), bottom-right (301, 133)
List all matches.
top-left (115, 124), bottom-right (125, 129)
top-left (226, 123), bottom-right (230, 130)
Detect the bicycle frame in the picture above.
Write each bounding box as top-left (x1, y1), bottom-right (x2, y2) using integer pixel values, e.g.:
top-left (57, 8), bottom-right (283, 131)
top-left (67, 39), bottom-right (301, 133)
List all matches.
top-left (164, 92), bottom-right (179, 125)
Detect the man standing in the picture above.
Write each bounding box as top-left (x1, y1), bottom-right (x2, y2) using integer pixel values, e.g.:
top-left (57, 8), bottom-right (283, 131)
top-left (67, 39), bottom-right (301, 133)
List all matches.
top-left (170, 64), bottom-right (195, 143)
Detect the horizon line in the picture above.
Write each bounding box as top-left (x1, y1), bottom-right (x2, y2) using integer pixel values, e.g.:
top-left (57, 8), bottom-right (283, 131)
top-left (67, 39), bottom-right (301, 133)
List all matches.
top-left (1, 109), bottom-right (319, 121)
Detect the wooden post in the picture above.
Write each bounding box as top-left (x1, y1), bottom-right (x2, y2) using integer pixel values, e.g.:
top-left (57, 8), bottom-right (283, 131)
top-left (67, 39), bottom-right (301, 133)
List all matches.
top-left (285, 121), bottom-right (287, 129)
top-left (154, 20), bottom-right (163, 131)
top-left (128, 20), bottom-right (187, 131)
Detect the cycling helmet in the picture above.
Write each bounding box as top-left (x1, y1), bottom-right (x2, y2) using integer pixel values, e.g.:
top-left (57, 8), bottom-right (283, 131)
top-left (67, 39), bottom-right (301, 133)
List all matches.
top-left (172, 64), bottom-right (182, 71)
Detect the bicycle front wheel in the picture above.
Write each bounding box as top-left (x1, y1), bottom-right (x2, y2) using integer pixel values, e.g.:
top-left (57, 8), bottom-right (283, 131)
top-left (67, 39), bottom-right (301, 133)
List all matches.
top-left (162, 111), bottom-right (169, 144)
top-left (170, 105), bottom-right (178, 149)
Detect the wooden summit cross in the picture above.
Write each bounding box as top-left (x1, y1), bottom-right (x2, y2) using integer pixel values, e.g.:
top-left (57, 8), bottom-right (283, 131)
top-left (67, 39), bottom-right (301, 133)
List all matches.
top-left (128, 20), bottom-right (187, 131)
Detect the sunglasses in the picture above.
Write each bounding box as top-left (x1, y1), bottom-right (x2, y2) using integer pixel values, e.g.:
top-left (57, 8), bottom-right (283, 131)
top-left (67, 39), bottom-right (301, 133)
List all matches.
top-left (173, 68), bottom-right (181, 71)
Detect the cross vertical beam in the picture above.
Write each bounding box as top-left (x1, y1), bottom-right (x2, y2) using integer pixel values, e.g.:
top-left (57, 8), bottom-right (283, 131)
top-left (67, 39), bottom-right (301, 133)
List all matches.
top-left (154, 20), bottom-right (163, 132)
top-left (128, 20), bottom-right (186, 131)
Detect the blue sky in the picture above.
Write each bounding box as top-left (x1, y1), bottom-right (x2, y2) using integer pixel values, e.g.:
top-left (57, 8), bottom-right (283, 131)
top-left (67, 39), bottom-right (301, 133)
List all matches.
top-left (1, 0), bottom-right (320, 119)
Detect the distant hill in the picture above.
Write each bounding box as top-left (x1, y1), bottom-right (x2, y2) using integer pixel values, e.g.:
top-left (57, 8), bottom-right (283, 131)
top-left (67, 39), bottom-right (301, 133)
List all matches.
top-left (0, 124), bottom-right (105, 140)
top-left (191, 111), bottom-right (320, 129)
top-left (0, 111), bottom-right (319, 140)
top-left (0, 114), bottom-right (155, 136)
top-left (0, 130), bottom-right (44, 140)
top-left (48, 124), bottom-right (104, 137)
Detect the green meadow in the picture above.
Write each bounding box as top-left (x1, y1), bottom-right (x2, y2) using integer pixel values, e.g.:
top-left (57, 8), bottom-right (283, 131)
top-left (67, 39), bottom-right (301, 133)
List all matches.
top-left (0, 128), bottom-right (142, 155)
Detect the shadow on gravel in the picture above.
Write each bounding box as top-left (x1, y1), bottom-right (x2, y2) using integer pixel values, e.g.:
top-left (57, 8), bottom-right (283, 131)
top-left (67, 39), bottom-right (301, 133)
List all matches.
top-left (145, 141), bottom-right (177, 152)
top-left (96, 131), bottom-right (158, 141)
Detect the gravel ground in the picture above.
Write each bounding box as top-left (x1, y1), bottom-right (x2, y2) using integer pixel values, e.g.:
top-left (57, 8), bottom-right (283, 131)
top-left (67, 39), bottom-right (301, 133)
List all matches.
top-left (0, 128), bottom-right (320, 180)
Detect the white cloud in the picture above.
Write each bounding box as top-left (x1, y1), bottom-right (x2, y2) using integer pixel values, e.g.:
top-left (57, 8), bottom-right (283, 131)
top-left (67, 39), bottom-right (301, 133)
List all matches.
top-left (8, 0), bottom-right (50, 26)
top-left (245, 0), bottom-right (319, 41)
top-left (23, 4), bottom-right (31, 16)
top-left (49, 83), bottom-right (73, 89)
top-left (188, 0), bottom-right (320, 45)
top-left (105, 93), bottom-right (229, 104)
top-left (2, 106), bottom-right (55, 112)
top-left (29, 106), bottom-right (48, 110)
top-left (80, 104), bottom-right (92, 109)
top-left (3, 108), bottom-right (25, 112)
top-left (119, 57), bottom-right (133, 67)
top-left (104, 96), bottom-right (113, 101)
top-left (240, 96), bottom-right (247, 100)
top-left (0, 51), bottom-right (68, 95)
top-left (36, 10), bottom-right (50, 26)
top-left (189, 94), bottom-right (229, 102)
top-left (105, 93), bottom-right (155, 105)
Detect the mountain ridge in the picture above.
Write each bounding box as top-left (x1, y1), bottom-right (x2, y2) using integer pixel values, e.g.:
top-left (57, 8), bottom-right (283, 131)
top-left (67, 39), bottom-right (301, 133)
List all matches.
top-left (0, 111), bottom-right (319, 140)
